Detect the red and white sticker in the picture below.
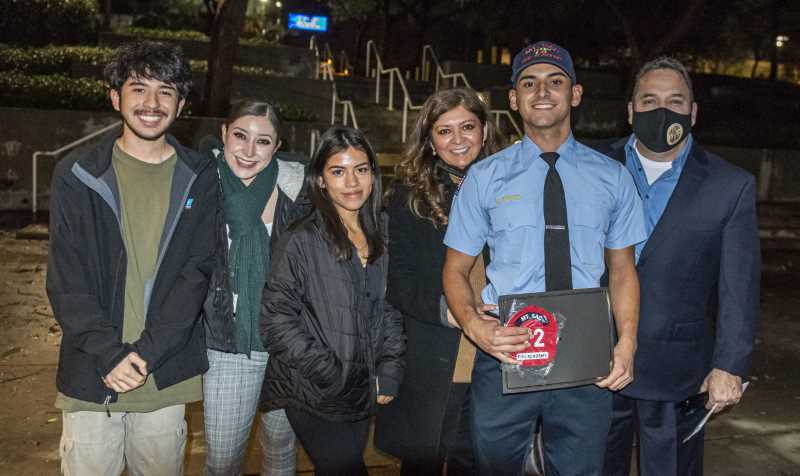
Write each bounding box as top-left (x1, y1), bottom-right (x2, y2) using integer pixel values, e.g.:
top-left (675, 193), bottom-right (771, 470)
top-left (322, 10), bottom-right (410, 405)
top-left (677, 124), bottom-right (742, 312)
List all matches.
top-left (506, 305), bottom-right (558, 367)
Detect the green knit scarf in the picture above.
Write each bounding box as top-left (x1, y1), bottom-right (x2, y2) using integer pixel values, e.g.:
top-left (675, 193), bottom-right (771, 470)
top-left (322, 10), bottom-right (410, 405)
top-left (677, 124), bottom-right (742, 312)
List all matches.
top-left (219, 156), bottom-right (278, 353)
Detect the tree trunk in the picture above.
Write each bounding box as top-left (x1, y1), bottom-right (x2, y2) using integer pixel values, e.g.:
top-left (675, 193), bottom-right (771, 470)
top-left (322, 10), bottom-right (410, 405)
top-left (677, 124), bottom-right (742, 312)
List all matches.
top-left (768, 0), bottom-right (779, 81)
top-left (605, 0), bottom-right (705, 95)
top-left (202, 0), bottom-right (248, 117)
top-left (103, 0), bottom-right (112, 30)
top-left (751, 42), bottom-right (762, 79)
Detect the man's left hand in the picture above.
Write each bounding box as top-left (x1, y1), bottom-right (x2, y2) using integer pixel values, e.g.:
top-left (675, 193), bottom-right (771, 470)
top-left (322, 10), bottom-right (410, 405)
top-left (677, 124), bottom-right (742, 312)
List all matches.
top-left (596, 337), bottom-right (636, 391)
top-left (377, 395), bottom-right (394, 405)
top-left (701, 368), bottom-right (742, 412)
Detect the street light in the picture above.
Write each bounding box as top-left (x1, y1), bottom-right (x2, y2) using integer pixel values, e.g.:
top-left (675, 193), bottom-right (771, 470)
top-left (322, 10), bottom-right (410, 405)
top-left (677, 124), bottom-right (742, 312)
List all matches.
top-left (275, 1), bottom-right (282, 8)
top-left (776, 35), bottom-right (789, 48)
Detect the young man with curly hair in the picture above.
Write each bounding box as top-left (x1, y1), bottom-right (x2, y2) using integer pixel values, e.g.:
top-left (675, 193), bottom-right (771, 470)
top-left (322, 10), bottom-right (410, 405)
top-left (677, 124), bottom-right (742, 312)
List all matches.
top-left (47, 40), bottom-right (217, 476)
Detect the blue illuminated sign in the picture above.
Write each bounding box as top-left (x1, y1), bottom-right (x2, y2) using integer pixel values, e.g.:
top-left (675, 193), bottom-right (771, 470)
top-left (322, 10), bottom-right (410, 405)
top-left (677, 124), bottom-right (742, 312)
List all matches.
top-left (288, 13), bottom-right (328, 32)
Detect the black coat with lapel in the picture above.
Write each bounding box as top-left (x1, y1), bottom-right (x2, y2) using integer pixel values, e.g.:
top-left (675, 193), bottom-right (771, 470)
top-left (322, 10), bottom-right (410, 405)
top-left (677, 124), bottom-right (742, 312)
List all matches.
top-left (605, 138), bottom-right (760, 402)
top-left (373, 183), bottom-right (465, 461)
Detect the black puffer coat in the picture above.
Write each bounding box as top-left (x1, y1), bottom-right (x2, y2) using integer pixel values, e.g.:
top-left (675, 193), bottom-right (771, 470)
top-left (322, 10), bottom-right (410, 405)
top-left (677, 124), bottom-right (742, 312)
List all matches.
top-left (259, 210), bottom-right (406, 421)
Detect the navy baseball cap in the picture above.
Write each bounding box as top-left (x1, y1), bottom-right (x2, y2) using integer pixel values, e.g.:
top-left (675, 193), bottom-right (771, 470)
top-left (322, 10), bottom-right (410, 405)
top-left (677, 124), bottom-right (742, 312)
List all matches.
top-left (511, 41), bottom-right (577, 86)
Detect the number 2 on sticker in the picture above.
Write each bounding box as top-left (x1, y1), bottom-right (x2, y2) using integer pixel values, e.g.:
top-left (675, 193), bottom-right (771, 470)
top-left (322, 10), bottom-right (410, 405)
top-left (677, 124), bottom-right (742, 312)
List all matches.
top-left (532, 328), bottom-right (545, 348)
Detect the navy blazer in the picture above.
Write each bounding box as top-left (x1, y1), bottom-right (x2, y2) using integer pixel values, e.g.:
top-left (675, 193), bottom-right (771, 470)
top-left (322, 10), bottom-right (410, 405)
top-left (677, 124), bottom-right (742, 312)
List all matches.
top-left (605, 138), bottom-right (760, 402)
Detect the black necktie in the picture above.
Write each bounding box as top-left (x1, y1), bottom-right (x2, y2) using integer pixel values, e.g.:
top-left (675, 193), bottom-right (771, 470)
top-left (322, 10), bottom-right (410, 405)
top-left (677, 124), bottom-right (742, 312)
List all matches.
top-left (540, 152), bottom-right (572, 291)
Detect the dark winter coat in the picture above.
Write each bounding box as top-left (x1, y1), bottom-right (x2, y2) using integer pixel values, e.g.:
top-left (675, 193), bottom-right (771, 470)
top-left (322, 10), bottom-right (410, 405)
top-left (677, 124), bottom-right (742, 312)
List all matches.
top-left (203, 148), bottom-right (310, 354)
top-left (603, 138), bottom-right (760, 401)
top-left (259, 210), bottom-right (406, 422)
top-left (46, 132), bottom-right (217, 405)
top-left (374, 181), bottom-right (471, 461)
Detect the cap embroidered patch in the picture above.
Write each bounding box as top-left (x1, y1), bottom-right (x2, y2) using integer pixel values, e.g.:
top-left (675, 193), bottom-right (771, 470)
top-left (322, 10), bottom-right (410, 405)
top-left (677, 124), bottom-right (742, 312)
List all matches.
top-left (507, 305), bottom-right (559, 367)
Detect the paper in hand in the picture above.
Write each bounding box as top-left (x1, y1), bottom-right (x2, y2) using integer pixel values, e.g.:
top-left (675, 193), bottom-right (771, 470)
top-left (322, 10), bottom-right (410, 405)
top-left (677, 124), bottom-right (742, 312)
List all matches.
top-left (682, 381), bottom-right (750, 444)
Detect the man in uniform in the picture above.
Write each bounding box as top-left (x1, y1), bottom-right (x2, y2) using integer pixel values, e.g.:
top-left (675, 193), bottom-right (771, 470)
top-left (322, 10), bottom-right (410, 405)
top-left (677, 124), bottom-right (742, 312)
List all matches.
top-left (442, 41), bottom-right (647, 475)
top-left (602, 57), bottom-right (760, 476)
top-left (47, 41), bottom-right (217, 475)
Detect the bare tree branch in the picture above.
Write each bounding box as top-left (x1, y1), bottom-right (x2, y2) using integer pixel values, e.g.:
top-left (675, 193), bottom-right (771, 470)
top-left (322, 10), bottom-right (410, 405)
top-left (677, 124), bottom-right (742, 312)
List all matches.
top-left (648, 0), bottom-right (707, 58)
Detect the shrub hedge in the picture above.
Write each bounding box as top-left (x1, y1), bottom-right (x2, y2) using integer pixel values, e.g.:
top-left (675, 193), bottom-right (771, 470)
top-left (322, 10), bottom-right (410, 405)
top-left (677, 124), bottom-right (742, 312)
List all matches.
top-left (0, 73), bottom-right (109, 111)
top-left (0, 0), bottom-right (98, 46)
top-left (0, 72), bottom-right (317, 122)
top-left (0, 45), bottom-right (287, 79)
top-left (0, 45), bottom-right (114, 75)
top-left (118, 27), bottom-right (277, 47)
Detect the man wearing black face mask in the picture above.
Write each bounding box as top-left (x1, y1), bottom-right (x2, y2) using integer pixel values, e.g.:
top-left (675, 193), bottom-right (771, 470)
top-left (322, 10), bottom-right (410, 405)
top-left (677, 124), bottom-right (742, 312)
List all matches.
top-left (601, 57), bottom-right (760, 475)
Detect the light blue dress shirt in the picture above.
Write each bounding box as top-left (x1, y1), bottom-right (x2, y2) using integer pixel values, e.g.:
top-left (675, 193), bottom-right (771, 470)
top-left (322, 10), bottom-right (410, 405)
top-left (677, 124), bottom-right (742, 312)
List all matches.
top-left (444, 134), bottom-right (647, 305)
top-left (624, 134), bottom-right (693, 262)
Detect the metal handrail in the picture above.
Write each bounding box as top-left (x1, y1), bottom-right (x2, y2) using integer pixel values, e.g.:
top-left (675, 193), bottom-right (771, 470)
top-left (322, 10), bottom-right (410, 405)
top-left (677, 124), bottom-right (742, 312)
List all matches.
top-left (365, 40), bottom-right (423, 142)
top-left (338, 50), bottom-right (352, 75)
top-left (309, 36), bottom-right (320, 79)
top-left (32, 121), bottom-right (122, 214)
top-left (321, 63), bottom-right (359, 129)
top-left (309, 128), bottom-right (321, 157)
top-left (490, 110), bottom-right (523, 139)
top-left (309, 38), bottom-right (359, 152)
top-left (421, 44), bottom-right (522, 141)
top-left (421, 45), bottom-right (472, 91)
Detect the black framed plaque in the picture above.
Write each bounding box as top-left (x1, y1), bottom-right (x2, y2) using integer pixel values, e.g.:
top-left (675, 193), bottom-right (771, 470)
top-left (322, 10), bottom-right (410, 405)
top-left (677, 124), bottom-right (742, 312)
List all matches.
top-left (499, 287), bottom-right (615, 394)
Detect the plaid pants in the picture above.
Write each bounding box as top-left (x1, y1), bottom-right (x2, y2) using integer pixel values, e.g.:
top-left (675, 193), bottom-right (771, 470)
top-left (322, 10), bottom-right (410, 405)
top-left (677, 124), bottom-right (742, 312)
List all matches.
top-left (203, 349), bottom-right (296, 476)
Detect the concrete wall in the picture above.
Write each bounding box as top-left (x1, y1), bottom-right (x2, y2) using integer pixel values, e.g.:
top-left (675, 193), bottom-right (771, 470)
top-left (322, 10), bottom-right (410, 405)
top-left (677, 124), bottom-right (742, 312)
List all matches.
top-left (99, 32), bottom-right (317, 79)
top-left (0, 107), bottom-right (327, 211)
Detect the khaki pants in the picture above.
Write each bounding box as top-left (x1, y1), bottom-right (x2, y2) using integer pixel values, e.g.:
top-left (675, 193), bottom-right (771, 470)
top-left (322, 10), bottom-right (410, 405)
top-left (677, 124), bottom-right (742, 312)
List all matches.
top-left (60, 404), bottom-right (187, 476)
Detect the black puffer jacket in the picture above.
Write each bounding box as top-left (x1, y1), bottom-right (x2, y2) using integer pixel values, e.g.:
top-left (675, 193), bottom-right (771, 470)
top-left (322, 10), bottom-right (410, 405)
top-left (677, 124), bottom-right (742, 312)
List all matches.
top-left (259, 210), bottom-right (406, 421)
top-left (202, 146), bottom-right (310, 353)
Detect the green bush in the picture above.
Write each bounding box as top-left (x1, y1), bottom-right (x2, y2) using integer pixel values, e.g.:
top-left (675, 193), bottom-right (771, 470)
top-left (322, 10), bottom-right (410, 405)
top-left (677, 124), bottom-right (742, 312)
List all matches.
top-left (118, 27), bottom-right (280, 46)
top-left (189, 60), bottom-right (287, 78)
top-left (0, 45), bottom-right (114, 75)
top-left (119, 27), bottom-right (210, 42)
top-left (0, 73), bottom-right (109, 111)
top-left (133, 0), bottom-right (210, 33)
top-left (0, 72), bottom-right (318, 122)
top-left (0, 0), bottom-right (98, 46)
top-left (273, 103), bottom-right (318, 123)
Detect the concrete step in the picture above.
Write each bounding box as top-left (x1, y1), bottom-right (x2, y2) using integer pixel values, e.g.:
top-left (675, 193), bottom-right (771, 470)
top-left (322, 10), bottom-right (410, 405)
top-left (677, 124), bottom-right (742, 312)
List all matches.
top-left (336, 75), bottom-right (435, 109)
top-left (354, 106), bottom-right (421, 154)
top-left (758, 203), bottom-right (800, 242)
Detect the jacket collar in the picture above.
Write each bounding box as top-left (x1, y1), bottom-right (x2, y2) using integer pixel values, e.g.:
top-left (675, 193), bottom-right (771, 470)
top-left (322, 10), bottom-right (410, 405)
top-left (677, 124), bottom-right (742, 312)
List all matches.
top-left (637, 141), bottom-right (710, 265)
top-left (77, 129), bottom-right (206, 178)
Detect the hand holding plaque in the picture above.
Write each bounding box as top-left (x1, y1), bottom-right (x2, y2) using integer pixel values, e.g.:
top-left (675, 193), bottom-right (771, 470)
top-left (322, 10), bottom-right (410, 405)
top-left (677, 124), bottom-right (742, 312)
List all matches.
top-left (499, 288), bottom-right (615, 394)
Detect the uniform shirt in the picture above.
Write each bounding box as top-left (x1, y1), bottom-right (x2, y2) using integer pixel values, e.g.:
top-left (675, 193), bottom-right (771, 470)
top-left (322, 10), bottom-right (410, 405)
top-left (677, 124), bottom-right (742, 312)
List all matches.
top-left (444, 134), bottom-right (647, 305)
top-left (624, 134), bottom-right (693, 262)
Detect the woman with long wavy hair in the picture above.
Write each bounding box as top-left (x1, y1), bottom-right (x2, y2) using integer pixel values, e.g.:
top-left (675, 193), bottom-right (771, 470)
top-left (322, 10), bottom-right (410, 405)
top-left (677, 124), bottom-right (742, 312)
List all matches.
top-left (375, 88), bottom-right (505, 475)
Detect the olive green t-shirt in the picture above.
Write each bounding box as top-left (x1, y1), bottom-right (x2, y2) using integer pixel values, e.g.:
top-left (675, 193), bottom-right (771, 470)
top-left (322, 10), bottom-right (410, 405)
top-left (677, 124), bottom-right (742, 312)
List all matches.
top-left (57, 143), bottom-right (202, 412)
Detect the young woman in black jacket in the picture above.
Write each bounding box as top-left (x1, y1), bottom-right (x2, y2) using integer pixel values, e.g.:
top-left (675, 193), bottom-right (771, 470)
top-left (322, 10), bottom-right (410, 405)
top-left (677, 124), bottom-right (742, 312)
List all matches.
top-left (260, 126), bottom-right (405, 476)
top-left (374, 88), bottom-right (504, 475)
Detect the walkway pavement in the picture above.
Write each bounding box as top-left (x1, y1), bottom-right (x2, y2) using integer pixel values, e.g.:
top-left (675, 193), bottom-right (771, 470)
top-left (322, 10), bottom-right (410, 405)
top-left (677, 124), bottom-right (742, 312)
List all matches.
top-left (0, 230), bottom-right (797, 475)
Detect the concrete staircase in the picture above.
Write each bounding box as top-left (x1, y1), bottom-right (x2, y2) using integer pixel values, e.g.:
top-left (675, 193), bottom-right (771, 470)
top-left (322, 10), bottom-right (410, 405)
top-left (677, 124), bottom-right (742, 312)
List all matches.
top-left (327, 74), bottom-right (435, 177)
top-left (334, 75), bottom-right (435, 108)
top-left (758, 202), bottom-right (800, 275)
